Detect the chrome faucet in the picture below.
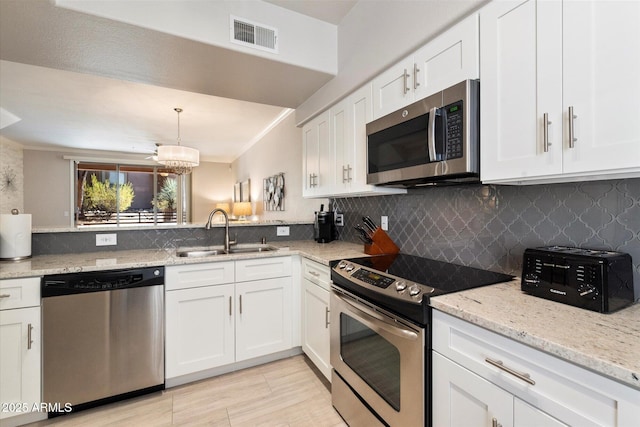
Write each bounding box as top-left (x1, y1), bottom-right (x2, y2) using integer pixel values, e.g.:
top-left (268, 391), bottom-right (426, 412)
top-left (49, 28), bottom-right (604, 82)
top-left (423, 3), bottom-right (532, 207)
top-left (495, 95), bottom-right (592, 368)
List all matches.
top-left (205, 208), bottom-right (236, 252)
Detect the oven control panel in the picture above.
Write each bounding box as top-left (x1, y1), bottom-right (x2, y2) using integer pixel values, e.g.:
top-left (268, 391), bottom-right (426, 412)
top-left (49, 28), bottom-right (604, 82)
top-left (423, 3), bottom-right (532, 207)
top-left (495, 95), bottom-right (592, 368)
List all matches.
top-left (334, 260), bottom-right (434, 304)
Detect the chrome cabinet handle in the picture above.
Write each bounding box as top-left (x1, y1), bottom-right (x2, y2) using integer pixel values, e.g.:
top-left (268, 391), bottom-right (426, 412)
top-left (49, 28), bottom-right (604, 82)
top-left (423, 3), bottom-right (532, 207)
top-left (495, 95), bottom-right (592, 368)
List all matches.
top-left (403, 68), bottom-right (410, 95)
top-left (309, 271), bottom-right (320, 277)
top-left (309, 173), bottom-right (318, 187)
top-left (485, 357), bottom-right (535, 385)
top-left (543, 113), bottom-right (552, 153)
top-left (568, 106), bottom-right (577, 148)
top-left (0, 294), bottom-right (10, 298)
top-left (325, 307), bottom-right (330, 328)
top-left (229, 296), bottom-right (232, 316)
top-left (413, 63), bottom-right (420, 90)
top-left (347, 165), bottom-right (352, 182)
top-left (27, 323), bottom-right (34, 350)
top-left (342, 166), bottom-right (348, 183)
top-left (492, 418), bottom-right (502, 427)
top-left (239, 295), bottom-right (243, 314)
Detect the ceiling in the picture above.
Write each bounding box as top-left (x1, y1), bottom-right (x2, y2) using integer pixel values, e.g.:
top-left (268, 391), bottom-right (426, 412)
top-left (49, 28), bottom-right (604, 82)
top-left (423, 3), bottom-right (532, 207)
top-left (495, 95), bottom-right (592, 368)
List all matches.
top-left (0, 0), bottom-right (357, 162)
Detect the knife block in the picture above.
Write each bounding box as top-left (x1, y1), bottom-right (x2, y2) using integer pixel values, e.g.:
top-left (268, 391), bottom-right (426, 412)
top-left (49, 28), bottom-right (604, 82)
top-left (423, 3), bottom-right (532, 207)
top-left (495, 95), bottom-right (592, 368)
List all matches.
top-left (364, 228), bottom-right (400, 255)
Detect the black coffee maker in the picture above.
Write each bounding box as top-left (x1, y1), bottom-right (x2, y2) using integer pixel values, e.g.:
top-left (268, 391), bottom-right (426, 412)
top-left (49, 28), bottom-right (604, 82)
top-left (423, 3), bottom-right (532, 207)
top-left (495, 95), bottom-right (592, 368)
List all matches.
top-left (314, 204), bottom-right (335, 243)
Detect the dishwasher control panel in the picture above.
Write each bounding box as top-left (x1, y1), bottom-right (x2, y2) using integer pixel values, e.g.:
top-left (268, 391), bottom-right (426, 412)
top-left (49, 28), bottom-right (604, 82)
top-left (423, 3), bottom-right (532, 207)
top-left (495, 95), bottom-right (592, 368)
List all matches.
top-left (42, 267), bottom-right (164, 297)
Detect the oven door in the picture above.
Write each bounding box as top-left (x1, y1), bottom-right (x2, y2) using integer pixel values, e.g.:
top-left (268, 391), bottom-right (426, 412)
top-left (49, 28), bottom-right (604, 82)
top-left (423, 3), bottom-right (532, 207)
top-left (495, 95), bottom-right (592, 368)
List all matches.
top-left (330, 287), bottom-right (425, 427)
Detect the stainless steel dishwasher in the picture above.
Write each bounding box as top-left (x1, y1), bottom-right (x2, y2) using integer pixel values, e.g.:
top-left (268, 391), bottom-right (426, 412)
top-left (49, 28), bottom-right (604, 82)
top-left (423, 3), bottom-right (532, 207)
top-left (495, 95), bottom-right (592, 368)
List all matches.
top-left (42, 266), bottom-right (164, 416)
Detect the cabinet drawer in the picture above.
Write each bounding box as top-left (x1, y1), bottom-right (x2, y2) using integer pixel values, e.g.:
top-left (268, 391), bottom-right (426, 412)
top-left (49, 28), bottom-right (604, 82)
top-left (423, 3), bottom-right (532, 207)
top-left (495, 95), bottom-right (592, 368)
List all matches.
top-left (236, 256), bottom-right (292, 282)
top-left (433, 310), bottom-right (640, 427)
top-left (0, 277), bottom-right (40, 310)
top-left (166, 262), bottom-right (235, 291)
top-left (302, 258), bottom-right (330, 290)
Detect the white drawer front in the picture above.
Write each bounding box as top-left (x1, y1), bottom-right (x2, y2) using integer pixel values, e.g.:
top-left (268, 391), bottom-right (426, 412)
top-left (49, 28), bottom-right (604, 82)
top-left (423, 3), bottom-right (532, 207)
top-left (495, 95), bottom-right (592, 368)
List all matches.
top-left (235, 257), bottom-right (292, 282)
top-left (302, 258), bottom-right (330, 290)
top-left (0, 277), bottom-right (40, 310)
top-left (433, 310), bottom-right (640, 427)
top-left (166, 262), bottom-right (235, 291)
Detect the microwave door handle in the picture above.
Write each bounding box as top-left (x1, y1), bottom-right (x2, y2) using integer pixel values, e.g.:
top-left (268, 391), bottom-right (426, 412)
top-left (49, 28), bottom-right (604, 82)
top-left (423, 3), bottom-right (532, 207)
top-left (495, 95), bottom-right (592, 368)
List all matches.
top-left (428, 106), bottom-right (438, 162)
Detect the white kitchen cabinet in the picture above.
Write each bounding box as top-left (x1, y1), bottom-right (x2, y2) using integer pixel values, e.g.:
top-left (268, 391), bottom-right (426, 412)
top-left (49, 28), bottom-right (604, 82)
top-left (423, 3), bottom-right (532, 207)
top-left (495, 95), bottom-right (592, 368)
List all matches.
top-left (300, 258), bottom-right (331, 380)
top-left (434, 352), bottom-right (568, 427)
top-left (165, 284), bottom-right (235, 378)
top-left (302, 110), bottom-right (332, 197)
top-left (432, 310), bottom-right (640, 427)
top-left (433, 352), bottom-right (514, 427)
top-left (372, 13), bottom-right (479, 119)
top-left (332, 84), bottom-right (406, 197)
top-left (0, 278), bottom-right (41, 423)
top-left (235, 277), bottom-right (292, 362)
top-left (480, 0), bottom-right (640, 184)
top-left (166, 257), bottom-right (294, 382)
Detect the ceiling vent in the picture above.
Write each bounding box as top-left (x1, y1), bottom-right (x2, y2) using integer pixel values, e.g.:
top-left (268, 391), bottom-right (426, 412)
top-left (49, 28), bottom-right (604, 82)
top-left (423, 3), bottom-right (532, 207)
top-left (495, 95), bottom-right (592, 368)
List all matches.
top-left (230, 16), bottom-right (278, 54)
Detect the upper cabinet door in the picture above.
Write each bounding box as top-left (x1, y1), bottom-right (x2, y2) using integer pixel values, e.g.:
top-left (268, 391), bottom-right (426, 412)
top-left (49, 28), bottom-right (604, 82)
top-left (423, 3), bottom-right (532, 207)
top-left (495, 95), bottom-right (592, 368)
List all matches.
top-left (302, 110), bottom-right (331, 197)
top-left (561, 0), bottom-right (640, 174)
top-left (372, 14), bottom-right (480, 120)
top-left (413, 14), bottom-right (479, 101)
top-left (372, 57), bottom-right (415, 119)
top-left (480, 0), bottom-right (563, 182)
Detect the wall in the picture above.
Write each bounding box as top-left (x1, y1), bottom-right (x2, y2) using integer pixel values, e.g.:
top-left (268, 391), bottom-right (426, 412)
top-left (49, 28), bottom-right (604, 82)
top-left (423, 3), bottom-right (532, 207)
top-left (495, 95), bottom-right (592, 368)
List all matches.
top-left (295, 0), bottom-right (488, 124)
top-left (191, 161), bottom-right (234, 223)
top-left (0, 136), bottom-right (24, 213)
top-left (22, 149), bottom-right (235, 227)
top-left (231, 111), bottom-right (328, 222)
top-left (332, 178), bottom-right (640, 299)
top-left (23, 150), bottom-right (71, 227)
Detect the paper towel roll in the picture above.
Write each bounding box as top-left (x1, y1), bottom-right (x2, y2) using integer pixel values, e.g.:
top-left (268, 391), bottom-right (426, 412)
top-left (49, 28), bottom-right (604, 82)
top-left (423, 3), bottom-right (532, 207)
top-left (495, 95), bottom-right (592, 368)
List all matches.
top-left (0, 214), bottom-right (32, 260)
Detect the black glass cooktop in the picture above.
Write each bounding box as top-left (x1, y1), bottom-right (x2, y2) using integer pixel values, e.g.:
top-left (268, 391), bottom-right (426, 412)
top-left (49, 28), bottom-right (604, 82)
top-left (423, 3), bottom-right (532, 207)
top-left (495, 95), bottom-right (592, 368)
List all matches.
top-left (351, 253), bottom-right (514, 295)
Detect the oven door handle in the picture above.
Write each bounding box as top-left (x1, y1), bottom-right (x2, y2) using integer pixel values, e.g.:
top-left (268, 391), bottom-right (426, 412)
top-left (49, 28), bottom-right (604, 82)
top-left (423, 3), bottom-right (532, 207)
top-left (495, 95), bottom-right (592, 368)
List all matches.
top-left (334, 292), bottom-right (419, 341)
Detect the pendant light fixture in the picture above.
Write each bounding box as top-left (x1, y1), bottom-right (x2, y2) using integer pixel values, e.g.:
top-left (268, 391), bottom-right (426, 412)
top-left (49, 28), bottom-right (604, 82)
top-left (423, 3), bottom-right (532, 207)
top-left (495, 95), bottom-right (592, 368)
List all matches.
top-left (157, 107), bottom-right (199, 175)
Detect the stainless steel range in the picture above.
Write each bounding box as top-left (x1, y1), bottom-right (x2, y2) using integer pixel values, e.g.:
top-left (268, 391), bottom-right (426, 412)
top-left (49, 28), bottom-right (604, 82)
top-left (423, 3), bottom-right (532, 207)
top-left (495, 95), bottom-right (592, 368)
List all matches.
top-left (330, 254), bottom-right (513, 427)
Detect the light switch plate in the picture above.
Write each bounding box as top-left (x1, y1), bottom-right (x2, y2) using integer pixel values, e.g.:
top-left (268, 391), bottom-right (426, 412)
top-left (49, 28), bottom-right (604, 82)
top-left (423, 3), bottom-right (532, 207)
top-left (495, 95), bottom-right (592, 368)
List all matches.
top-left (335, 213), bottom-right (344, 227)
top-left (96, 233), bottom-right (117, 246)
top-left (381, 216), bottom-right (389, 231)
top-left (276, 226), bottom-right (290, 236)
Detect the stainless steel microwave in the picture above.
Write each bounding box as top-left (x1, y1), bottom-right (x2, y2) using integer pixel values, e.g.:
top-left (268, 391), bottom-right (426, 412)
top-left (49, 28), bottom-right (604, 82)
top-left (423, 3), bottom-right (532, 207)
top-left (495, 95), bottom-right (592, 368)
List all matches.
top-left (366, 79), bottom-right (479, 187)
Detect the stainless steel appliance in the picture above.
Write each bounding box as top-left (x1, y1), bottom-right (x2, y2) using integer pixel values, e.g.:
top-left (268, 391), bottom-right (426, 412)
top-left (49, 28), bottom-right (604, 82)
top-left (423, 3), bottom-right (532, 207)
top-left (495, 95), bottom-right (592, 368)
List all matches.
top-left (366, 79), bottom-right (479, 187)
top-left (42, 267), bottom-right (165, 416)
top-left (330, 254), bottom-right (513, 427)
top-left (314, 205), bottom-right (335, 243)
top-left (522, 246), bottom-right (635, 313)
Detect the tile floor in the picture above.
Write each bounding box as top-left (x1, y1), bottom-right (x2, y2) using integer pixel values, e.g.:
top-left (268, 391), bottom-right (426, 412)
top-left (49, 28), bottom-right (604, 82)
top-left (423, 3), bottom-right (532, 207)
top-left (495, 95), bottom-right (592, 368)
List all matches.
top-left (28, 355), bottom-right (347, 426)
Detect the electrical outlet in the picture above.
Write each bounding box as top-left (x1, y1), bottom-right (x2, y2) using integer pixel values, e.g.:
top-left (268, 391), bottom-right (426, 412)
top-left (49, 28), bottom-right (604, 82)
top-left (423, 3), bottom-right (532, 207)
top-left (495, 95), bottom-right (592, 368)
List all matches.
top-left (381, 216), bottom-right (389, 231)
top-left (335, 213), bottom-right (344, 227)
top-left (276, 226), bottom-right (290, 236)
top-left (96, 233), bottom-right (117, 246)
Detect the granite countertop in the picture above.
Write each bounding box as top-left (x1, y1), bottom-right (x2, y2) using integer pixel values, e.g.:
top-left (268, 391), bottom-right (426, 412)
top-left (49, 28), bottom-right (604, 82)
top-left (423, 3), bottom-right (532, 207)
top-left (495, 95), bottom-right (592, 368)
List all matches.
top-left (430, 279), bottom-right (640, 390)
top-left (3, 245), bottom-right (639, 392)
top-left (0, 240), bottom-right (365, 279)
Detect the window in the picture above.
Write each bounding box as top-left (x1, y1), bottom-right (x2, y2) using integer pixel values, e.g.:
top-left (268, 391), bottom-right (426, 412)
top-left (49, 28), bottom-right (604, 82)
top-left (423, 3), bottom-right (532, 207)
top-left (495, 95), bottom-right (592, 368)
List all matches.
top-left (74, 162), bottom-right (188, 227)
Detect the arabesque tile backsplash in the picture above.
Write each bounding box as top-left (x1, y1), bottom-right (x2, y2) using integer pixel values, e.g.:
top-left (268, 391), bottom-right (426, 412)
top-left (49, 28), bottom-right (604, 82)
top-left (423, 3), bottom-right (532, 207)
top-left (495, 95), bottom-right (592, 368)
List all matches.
top-left (332, 178), bottom-right (640, 299)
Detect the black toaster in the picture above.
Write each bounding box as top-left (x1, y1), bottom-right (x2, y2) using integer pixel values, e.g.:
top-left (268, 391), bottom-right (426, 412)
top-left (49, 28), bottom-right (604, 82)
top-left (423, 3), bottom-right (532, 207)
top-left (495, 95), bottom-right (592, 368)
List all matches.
top-left (521, 246), bottom-right (635, 313)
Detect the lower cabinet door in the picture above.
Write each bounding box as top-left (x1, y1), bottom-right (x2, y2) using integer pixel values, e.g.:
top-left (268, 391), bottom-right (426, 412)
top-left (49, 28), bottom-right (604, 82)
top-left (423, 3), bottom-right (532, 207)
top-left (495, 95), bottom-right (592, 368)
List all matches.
top-left (432, 352), bottom-right (513, 427)
top-left (236, 277), bottom-right (292, 362)
top-left (301, 278), bottom-right (331, 380)
top-left (165, 284), bottom-right (235, 378)
top-left (514, 398), bottom-right (567, 427)
top-left (0, 307), bottom-right (40, 420)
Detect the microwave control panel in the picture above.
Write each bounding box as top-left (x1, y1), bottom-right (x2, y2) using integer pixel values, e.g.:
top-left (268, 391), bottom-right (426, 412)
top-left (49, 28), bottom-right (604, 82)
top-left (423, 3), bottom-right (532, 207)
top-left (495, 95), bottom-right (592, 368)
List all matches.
top-left (444, 100), bottom-right (463, 160)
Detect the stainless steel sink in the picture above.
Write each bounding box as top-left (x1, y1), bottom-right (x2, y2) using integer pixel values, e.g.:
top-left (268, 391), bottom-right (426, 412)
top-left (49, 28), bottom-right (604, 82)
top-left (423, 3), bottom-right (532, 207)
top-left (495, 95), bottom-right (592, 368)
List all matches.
top-left (228, 244), bottom-right (278, 254)
top-left (176, 244), bottom-right (277, 257)
top-left (176, 248), bottom-right (227, 257)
